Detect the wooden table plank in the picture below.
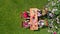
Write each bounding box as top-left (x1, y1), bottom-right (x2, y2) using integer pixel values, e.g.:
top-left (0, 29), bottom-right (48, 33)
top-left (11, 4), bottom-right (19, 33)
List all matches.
top-left (30, 8), bottom-right (38, 30)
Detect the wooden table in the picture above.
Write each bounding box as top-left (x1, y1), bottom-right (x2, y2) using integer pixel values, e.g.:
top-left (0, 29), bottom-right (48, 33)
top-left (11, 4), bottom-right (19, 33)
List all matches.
top-left (29, 8), bottom-right (38, 30)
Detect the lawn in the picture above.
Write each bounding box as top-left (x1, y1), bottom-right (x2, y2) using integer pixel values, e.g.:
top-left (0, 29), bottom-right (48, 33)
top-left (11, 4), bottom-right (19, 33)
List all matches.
top-left (0, 0), bottom-right (52, 34)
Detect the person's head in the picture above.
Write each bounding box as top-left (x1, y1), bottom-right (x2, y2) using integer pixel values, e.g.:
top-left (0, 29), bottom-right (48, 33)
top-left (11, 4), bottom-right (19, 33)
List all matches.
top-left (26, 20), bottom-right (30, 22)
top-left (24, 20), bottom-right (27, 23)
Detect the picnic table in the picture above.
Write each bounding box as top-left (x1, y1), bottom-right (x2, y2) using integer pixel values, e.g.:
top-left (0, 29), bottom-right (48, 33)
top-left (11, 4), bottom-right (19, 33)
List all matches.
top-left (29, 8), bottom-right (38, 30)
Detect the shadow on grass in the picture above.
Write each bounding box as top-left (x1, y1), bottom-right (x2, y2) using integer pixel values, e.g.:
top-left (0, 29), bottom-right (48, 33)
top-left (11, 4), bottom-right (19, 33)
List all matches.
top-left (34, 26), bottom-right (48, 31)
top-left (34, 28), bottom-right (40, 31)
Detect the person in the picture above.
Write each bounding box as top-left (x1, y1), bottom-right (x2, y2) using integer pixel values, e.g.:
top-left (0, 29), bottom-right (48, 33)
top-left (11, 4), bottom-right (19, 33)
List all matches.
top-left (37, 10), bottom-right (42, 21)
top-left (23, 11), bottom-right (29, 19)
top-left (22, 20), bottom-right (29, 28)
top-left (38, 11), bottom-right (42, 17)
top-left (38, 20), bottom-right (44, 28)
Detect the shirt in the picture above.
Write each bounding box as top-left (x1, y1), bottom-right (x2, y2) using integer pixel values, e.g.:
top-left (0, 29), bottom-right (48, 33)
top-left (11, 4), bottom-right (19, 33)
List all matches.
top-left (38, 12), bottom-right (42, 17)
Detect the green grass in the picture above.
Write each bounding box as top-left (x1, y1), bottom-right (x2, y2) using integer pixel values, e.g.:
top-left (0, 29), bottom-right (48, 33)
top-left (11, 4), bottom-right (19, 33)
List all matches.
top-left (0, 0), bottom-right (52, 34)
